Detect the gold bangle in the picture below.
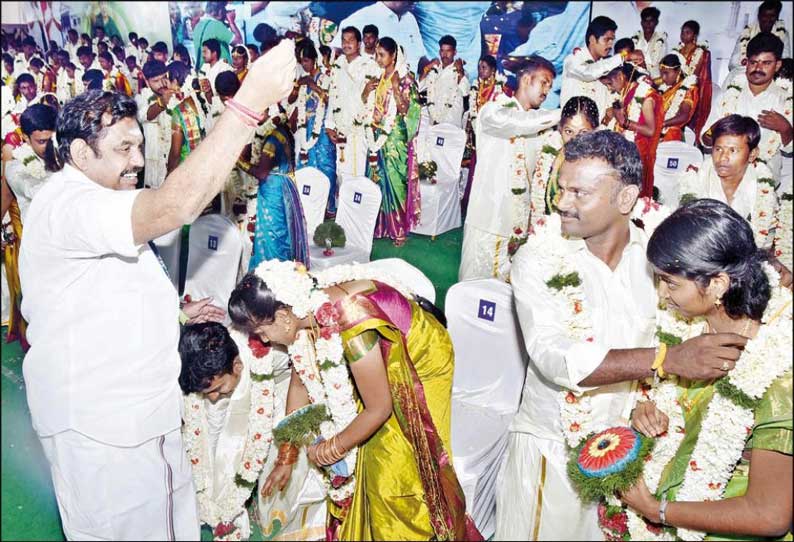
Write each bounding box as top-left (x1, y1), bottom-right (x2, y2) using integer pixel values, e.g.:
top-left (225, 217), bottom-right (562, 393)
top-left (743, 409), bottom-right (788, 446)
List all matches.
top-left (652, 342), bottom-right (668, 378)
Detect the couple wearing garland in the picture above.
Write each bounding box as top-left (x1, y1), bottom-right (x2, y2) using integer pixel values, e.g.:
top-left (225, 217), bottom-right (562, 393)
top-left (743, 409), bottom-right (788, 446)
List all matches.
top-left (495, 128), bottom-right (791, 540)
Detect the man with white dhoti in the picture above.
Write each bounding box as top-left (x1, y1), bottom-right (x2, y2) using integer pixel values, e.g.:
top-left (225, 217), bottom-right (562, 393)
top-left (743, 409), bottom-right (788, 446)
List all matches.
top-left (459, 56), bottom-right (560, 282)
top-left (325, 26), bottom-right (380, 179)
top-left (19, 41), bottom-right (296, 541)
top-left (496, 130), bottom-right (751, 540)
top-left (178, 323), bottom-right (326, 540)
top-left (418, 35), bottom-right (469, 129)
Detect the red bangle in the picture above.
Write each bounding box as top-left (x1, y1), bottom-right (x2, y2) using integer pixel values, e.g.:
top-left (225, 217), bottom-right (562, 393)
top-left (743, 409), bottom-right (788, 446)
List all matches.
top-left (226, 98), bottom-right (265, 123)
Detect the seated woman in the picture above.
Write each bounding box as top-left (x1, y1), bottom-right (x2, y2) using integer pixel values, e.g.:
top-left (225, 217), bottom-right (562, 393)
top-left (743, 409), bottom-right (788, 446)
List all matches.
top-left (657, 53), bottom-right (698, 142)
top-left (601, 62), bottom-right (664, 198)
top-left (237, 124), bottom-right (310, 270)
top-left (530, 95), bottom-right (599, 216)
top-left (228, 262), bottom-right (481, 541)
top-left (621, 198), bottom-right (792, 540)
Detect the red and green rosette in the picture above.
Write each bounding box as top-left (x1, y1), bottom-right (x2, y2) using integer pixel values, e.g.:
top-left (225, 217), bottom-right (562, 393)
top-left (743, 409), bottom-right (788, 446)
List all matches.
top-left (567, 426), bottom-right (654, 502)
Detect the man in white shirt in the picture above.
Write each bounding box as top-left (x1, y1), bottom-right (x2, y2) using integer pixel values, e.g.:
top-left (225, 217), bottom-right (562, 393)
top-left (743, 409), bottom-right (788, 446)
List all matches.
top-left (459, 56), bottom-right (560, 282)
top-left (703, 32), bottom-right (793, 190)
top-left (199, 38), bottom-right (234, 99)
top-left (362, 24), bottom-right (379, 61)
top-left (18, 41), bottom-right (296, 540)
top-left (331, 1), bottom-right (426, 73)
top-left (74, 46), bottom-right (102, 95)
top-left (729, 0), bottom-right (791, 72)
top-left (125, 32), bottom-right (140, 64)
top-left (12, 36), bottom-right (39, 79)
top-left (326, 26), bottom-right (381, 179)
top-left (560, 16), bottom-right (625, 120)
top-left (496, 129), bottom-right (751, 540)
top-left (62, 29), bottom-right (80, 63)
top-left (418, 35), bottom-right (469, 128)
top-left (631, 6), bottom-right (667, 79)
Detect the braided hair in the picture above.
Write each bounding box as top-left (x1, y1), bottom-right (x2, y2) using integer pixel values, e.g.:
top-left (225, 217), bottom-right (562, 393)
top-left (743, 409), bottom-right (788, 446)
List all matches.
top-left (561, 96), bottom-right (599, 130)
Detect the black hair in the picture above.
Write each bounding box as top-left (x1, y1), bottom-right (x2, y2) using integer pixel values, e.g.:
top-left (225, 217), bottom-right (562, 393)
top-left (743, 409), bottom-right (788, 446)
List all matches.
top-left (2, 53), bottom-right (12, 66)
top-left (82, 69), bottom-right (104, 90)
top-left (232, 44), bottom-right (248, 59)
top-left (22, 36), bottom-right (36, 48)
top-left (260, 37), bottom-right (281, 53)
top-left (178, 322), bottom-right (239, 394)
top-left (776, 57), bottom-right (793, 81)
top-left (517, 54), bottom-right (556, 79)
top-left (205, 1), bottom-right (226, 18)
top-left (16, 72), bottom-right (35, 87)
top-left (682, 20), bottom-right (700, 36)
top-left (746, 32), bottom-right (784, 61)
top-left (65, 61), bottom-right (76, 71)
top-left (586, 16), bottom-right (617, 45)
top-left (215, 70), bottom-right (240, 98)
top-left (614, 37), bottom-right (635, 53)
top-left (479, 54), bottom-right (497, 71)
top-left (142, 59), bottom-right (167, 79)
top-left (151, 41), bottom-right (168, 55)
top-left (564, 130), bottom-right (643, 188)
top-left (362, 24), bottom-right (379, 37)
top-left (39, 94), bottom-right (59, 111)
top-left (647, 199), bottom-right (771, 321)
top-left (166, 60), bottom-right (190, 86)
top-left (77, 45), bottom-right (93, 58)
top-left (173, 44), bottom-right (192, 69)
top-left (98, 51), bottom-right (113, 64)
top-left (298, 39), bottom-right (318, 61)
top-left (641, 7), bottom-right (661, 21)
top-left (57, 49), bottom-right (70, 61)
top-left (603, 62), bottom-right (644, 83)
top-left (97, 41), bottom-right (108, 51)
top-left (659, 53), bottom-right (682, 69)
top-left (710, 114), bottom-right (761, 151)
top-left (439, 35), bottom-right (457, 49)
top-left (253, 23), bottom-right (277, 45)
top-left (29, 57), bottom-right (45, 69)
top-left (94, 24), bottom-right (105, 33)
top-left (377, 36), bottom-right (397, 56)
top-left (138, 37), bottom-right (149, 47)
top-left (228, 273), bottom-right (287, 332)
top-left (128, 31), bottom-right (138, 41)
top-left (319, 45), bottom-right (332, 60)
top-left (342, 26), bottom-right (361, 43)
top-left (202, 38), bottom-right (221, 58)
top-left (561, 96), bottom-right (599, 130)
top-left (758, 0), bottom-right (782, 16)
top-left (20, 103), bottom-right (59, 170)
top-left (81, 32), bottom-right (91, 41)
top-left (54, 90), bottom-right (137, 170)
top-left (68, 28), bottom-right (78, 36)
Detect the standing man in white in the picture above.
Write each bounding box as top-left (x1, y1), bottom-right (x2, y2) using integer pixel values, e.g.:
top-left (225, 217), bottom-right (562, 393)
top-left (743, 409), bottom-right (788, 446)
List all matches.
top-left (631, 6), bottom-right (667, 79)
top-left (418, 35), bottom-right (469, 128)
top-left (18, 40), bottom-right (296, 541)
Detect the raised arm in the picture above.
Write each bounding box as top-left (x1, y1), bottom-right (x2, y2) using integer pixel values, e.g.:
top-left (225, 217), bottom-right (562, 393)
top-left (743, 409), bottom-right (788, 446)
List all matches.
top-left (479, 102), bottom-right (561, 139)
top-left (566, 52), bottom-right (623, 82)
top-left (130, 39), bottom-right (296, 245)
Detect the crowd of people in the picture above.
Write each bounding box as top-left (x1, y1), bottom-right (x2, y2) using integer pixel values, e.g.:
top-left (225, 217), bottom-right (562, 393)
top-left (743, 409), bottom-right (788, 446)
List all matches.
top-left (1, 1), bottom-right (792, 541)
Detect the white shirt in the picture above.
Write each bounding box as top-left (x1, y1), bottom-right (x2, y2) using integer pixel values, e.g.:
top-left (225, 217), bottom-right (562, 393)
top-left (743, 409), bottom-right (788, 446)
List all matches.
top-left (199, 59), bottom-right (233, 95)
top-left (509, 220), bottom-right (657, 441)
top-left (560, 47), bottom-right (623, 119)
top-left (331, 2), bottom-right (426, 73)
top-left (63, 41), bottom-right (80, 63)
top-left (729, 20), bottom-right (791, 72)
top-left (4, 158), bottom-right (50, 221)
top-left (325, 53), bottom-right (380, 135)
top-left (19, 165), bottom-right (182, 446)
top-left (632, 30), bottom-right (668, 79)
top-left (465, 96), bottom-right (560, 236)
top-left (702, 75), bottom-right (793, 180)
top-left (135, 87), bottom-right (172, 188)
top-left (418, 61), bottom-right (469, 128)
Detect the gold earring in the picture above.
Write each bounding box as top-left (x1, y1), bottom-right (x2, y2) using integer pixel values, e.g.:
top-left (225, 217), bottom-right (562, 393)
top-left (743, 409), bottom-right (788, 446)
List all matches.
top-left (714, 296), bottom-right (722, 308)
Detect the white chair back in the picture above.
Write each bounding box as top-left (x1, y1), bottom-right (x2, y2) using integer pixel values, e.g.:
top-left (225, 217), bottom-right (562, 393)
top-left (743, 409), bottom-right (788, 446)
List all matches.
top-left (364, 258), bottom-right (436, 304)
top-left (184, 214), bottom-right (242, 322)
top-left (152, 227), bottom-right (182, 291)
top-left (295, 166), bottom-right (330, 239)
top-left (445, 278), bottom-right (528, 539)
top-left (336, 176), bottom-right (382, 253)
top-left (654, 141), bottom-right (703, 205)
top-left (413, 123), bottom-right (465, 236)
top-left (0, 262), bottom-right (9, 325)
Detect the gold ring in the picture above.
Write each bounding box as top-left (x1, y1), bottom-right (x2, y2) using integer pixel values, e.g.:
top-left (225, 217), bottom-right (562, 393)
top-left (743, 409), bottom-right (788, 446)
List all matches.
top-left (721, 361), bottom-right (730, 371)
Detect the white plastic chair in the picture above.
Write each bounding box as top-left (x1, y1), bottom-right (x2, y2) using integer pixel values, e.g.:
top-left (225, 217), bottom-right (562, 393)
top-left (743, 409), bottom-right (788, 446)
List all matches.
top-left (308, 176), bottom-right (382, 270)
top-left (184, 214), bottom-right (243, 323)
top-left (295, 166), bottom-right (330, 239)
top-left (152, 227), bottom-right (183, 291)
top-left (364, 258), bottom-right (436, 304)
top-left (445, 279), bottom-right (528, 538)
top-left (654, 141), bottom-right (703, 206)
top-left (413, 123), bottom-right (465, 237)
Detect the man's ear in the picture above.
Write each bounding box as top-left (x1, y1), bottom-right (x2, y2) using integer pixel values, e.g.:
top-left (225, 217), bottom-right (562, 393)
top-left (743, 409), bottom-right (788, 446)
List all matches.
top-left (748, 146), bottom-right (760, 164)
top-left (69, 138), bottom-right (93, 171)
top-left (618, 183), bottom-right (640, 215)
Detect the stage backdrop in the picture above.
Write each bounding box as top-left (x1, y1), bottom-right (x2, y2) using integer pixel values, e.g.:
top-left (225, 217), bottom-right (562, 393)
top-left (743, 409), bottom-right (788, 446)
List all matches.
top-left (590, 1), bottom-right (794, 86)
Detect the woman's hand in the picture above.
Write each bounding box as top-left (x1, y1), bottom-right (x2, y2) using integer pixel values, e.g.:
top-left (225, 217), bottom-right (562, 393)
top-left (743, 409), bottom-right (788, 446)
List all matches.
top-left (631, 400), bottom-right (669, 437)
top-left (260, 464), bottom-right (293, 497)
top-left (612, 106), bottom-right (627, 127)
top-left (619, 478), bottom-right (660, 522)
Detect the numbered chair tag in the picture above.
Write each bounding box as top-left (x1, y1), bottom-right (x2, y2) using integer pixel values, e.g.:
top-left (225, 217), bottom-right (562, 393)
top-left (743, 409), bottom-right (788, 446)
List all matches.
top-left (666, 157), bottom-right (679, 170)
top-left (208, 235), bottom-right (219, 251)
top-left (302, 185), bottom-right (311, 195)
top-left (478, 299), bottom-right (496, 322)
top-left (353, 192), bottom-right (362, 204)
top-left (436, 136), bottom-right (445, 147)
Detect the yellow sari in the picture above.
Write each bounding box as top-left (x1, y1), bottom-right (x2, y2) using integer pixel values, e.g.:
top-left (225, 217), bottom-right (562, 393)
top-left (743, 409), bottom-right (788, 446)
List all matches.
top-left (329, 281), bottom-right (481, 541)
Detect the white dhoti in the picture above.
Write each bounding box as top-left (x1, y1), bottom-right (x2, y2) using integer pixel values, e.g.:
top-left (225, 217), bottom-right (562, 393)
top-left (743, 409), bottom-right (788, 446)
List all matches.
top-left (459, 223), bottom-right (511, 282)
top-left (39, 428), bottom-right (200, 541)
top-left (494, 433), bottom-right (599, 541)
top-left (335, 128), bottom-right (367, 180)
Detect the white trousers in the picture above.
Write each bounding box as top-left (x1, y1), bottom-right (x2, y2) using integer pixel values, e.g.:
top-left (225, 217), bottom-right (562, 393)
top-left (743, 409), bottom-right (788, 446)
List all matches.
top-left (459, 224), bottom-right (511, 282)
top-left (335, 129), bottom-right (367, 179)
top-left (39, 429), bottom-right (200, 541)
top-left (494, 432), bottom-right (600, 541)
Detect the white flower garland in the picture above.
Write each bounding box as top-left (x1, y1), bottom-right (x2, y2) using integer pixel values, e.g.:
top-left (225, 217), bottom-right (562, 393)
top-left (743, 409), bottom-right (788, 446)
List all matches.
top-left (425, 64), bottom-right (462, 125)
top-left (674, 42), bottom-right (708, 79)
top-left (182, 328), bottom-right (277, 540)
top-left (658, 74), bottom-right (697, 136)
top-left (363, 73), bottom-right (398, 155)
top-left (329, 56), bottom-right (382, 138)
top-left (11, 143), bottom-right (47, 179)
top-left (774, 194), bottom-right (793, 270)
top-left (529, 130), bottom-right (563, 218)
top-left (296, 73), bottom-right (328, 156)
top-left (468, 72), bottom-right (507, 125)
top-left (632, 31), bottom-right (667, 68)
top-left (719, 74), bottom-right (793, 164)
top-left (626, 264), bottom-right (793, 541)
top-left (553, 198), bottom-right (672, 448)
top-left (618, 79), bottom-right (655, 142)
top-left (736, 20), bottom-right (788, 64)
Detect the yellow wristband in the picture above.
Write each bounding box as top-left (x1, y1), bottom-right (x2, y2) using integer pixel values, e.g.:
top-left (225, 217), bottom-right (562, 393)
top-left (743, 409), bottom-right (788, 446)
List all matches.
top-left (652, 342), bottom-right (668, 378)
